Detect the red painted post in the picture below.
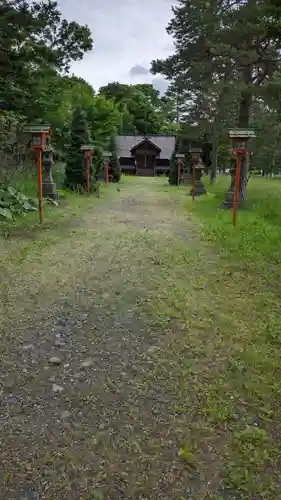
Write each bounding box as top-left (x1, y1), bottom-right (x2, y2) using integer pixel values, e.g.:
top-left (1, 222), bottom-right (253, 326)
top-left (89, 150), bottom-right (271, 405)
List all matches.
top-left (37, 146), bottom-right (43, 224)
top-left (87, 151), bottom-right (91, 194)
top-left (177, 159), bottom-right (181, 188)
top-left (232, 152), bottom-right (241, 227)
top-left (106, 160), bottom-right (109, 184)
top-left (192, 165), bottom-right (195, 202)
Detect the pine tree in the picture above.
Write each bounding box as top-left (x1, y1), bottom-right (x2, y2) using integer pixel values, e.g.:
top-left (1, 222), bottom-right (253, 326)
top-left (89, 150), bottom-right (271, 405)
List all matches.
top-left (64, 106), bottom-right (91, 191)
top-left (169, 137), bottom-right (181, 185)
top-left (108, 135), bottom-right (121, 183)
top-left (151, 0), bottom-right (281, 205)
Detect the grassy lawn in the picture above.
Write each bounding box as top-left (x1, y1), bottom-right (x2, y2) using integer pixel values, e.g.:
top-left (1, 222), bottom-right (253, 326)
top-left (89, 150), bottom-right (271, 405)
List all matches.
top-left (1, 175), bottom-right (281, 499)
top-left (184, 175), bottom-right (281, 498)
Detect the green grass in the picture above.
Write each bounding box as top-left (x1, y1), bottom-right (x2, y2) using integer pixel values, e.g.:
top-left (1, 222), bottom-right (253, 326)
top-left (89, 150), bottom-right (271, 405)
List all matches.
top-left (188, 175), bottom-right (281, 265)
top-left (184, 175), bottom-right (281, 497)
top-left (0, 163), bottom-right (110, 238)
top-left (2, 175), bottom-right (281, 498)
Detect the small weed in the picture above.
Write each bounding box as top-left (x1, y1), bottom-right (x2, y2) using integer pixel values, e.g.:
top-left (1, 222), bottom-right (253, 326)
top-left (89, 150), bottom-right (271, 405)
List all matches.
top-left (178, 443), bottom-right (196, 468)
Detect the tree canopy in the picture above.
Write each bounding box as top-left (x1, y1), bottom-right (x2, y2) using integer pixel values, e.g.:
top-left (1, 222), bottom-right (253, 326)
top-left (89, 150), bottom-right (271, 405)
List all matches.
top-left (151, 0), bottom-right (281, 200)
top-left (1, 0), bottom-right (178, 175)
top-left (98, 82), bottom-right (178, 135)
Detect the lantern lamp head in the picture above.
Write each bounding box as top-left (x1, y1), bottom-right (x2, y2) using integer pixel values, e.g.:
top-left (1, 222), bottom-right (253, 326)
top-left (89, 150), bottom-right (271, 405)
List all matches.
top-left (189, 147), bottom-right (202, 159)
top-left (102, 152), bottom-right (112, 159)
top-left (23, 125), bottom-right (51, 150)
top-left (228, 129), bottom-right (255, 151)
top-left (80, 144), bottom-right (95, 152)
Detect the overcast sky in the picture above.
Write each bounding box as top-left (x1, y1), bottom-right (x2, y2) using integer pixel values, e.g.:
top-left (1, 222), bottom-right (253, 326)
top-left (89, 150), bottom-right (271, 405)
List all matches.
top-left (58, 0), bottom-right (175, 93)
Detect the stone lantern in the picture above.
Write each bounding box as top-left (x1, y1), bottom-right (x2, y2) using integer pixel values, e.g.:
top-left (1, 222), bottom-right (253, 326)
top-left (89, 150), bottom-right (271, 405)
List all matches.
top-left (189, 147), bottom-right (207, 196)
top-left (42, 147), bottom-right (58, 200)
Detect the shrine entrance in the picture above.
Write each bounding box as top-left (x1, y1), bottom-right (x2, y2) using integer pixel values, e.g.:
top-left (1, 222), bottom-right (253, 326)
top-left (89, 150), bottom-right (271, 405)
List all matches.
top-left (131, 138), bottom-right (161, 177)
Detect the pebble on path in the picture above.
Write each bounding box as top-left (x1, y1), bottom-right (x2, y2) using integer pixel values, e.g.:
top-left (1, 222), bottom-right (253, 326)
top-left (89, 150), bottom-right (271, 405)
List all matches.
top-left (52, 384), bottom-right (64, 393)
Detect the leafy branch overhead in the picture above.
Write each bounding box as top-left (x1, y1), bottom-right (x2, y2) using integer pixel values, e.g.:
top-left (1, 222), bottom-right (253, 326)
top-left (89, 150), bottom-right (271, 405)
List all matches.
top-left (0, 0), bottom-right (93, 115)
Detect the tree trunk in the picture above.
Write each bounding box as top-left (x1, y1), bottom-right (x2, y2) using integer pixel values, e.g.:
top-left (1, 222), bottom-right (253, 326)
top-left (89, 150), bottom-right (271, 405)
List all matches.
top-left (210, 137), bottom-right (218, 184)
top-left (211, 63), bottom-right (231, 185)
top-left (223, 67), bottom-right (252, 208)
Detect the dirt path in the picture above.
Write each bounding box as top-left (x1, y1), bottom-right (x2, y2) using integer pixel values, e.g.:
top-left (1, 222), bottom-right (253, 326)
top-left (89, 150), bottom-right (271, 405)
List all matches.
top-left (0, 178), bottom-right (272, 499)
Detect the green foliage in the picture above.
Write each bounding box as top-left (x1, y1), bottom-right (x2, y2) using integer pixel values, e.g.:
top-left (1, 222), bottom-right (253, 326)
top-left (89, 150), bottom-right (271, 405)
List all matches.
top-left (64, 107), bottom-right (91, 192)
top-left (0, 0), bottom-right (93, 117)
top-left (0, 185), bottom-right (36, 219)
top-left (1, 1), bottom-right (181, 182)
top-left (98, 82), bottom-right (174, 135)
top-left (185, 176), bottom-right (281, 496)
top-left (108, 136), bottom-right (121, 183)
top-left (178, 443), bottom-right (195, 466)
top-left (92, 147), bottom-right (104, 185)
top-left (87, 95), bottom-right (123, 143)
top-left (150, 0), bottom-right (281, 197)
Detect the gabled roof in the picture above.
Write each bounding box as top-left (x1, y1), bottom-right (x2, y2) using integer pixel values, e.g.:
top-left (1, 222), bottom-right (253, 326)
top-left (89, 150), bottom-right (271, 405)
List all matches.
top-left (117, 135), bottom-right (175, 160)
top-left (130, 138), bottom-right (161, 153)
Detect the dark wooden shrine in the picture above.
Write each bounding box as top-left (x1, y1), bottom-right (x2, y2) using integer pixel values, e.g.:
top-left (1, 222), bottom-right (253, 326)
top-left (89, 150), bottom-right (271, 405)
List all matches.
top-left (117, 134), bottom-right (175, 176)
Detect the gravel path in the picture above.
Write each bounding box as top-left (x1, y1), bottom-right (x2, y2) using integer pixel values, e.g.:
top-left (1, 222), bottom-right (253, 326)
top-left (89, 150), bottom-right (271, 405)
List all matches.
top-left (1, 178), bottom-right (220, 499)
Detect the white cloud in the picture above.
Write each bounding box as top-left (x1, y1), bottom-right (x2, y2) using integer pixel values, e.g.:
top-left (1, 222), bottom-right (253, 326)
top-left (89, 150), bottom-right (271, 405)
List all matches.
top-left (57, 0), bottom-right (174, 91)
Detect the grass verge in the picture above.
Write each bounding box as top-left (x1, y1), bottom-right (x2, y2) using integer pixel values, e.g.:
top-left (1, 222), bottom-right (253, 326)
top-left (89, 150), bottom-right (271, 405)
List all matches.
top-left (0, 166), bottom-right (113, 239)
top-left (183, 175), bottom-right (281, 498)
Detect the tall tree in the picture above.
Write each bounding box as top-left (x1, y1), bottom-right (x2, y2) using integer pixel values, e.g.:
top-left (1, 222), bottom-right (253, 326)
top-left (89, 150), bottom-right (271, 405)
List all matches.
top-left (0, 0), bottom-right (93, 117)
top-left (64, 107), bottom-right (91, 191)
top-left (99, 82), bottom-right (168, 135)
top-left (151, 0), bottom-right (281, 205)
top-left (108, 135), bottom-right (121, 183)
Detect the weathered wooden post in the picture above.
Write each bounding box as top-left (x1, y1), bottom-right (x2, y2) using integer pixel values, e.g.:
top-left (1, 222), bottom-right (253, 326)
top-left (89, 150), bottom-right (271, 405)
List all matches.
top-left (228, 129), bottom-right (255, 227)
top-left (23, 125), bottom-right (51, 224)
top-left (81, 144), bottom-right (95, 194)
top-left (176, 154), bottom-right (185, 188)
top-left (102, 152), bottom-right (112, 184)
top-left (189, 147), bottom-right (206, 199)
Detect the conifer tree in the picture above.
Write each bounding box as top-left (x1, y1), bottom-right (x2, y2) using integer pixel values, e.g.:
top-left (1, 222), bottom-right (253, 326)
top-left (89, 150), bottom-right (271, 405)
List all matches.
top-left (108, 135), bottom-right (121, 183)
top-left (169, 137), bottom-right (181, 185)
top-left (64, 106), bottom-right (91, 191)
top-left (169, 149), bottom-right (178, 185)
top-left (151, 0), bottom-right (281, 204)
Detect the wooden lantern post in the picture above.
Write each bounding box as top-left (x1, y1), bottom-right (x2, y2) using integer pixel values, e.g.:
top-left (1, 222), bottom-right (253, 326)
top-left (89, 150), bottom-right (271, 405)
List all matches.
top-left (81, 145), bottom-right (95, 194)
top-left (228, 129), bottom-right (255, 227)
top-left (175, 154), bottom-right (185, 188)
top-left (23, 125), bottom-right (51, 224)
top-left (102, 152), bottom-right (112, 184)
